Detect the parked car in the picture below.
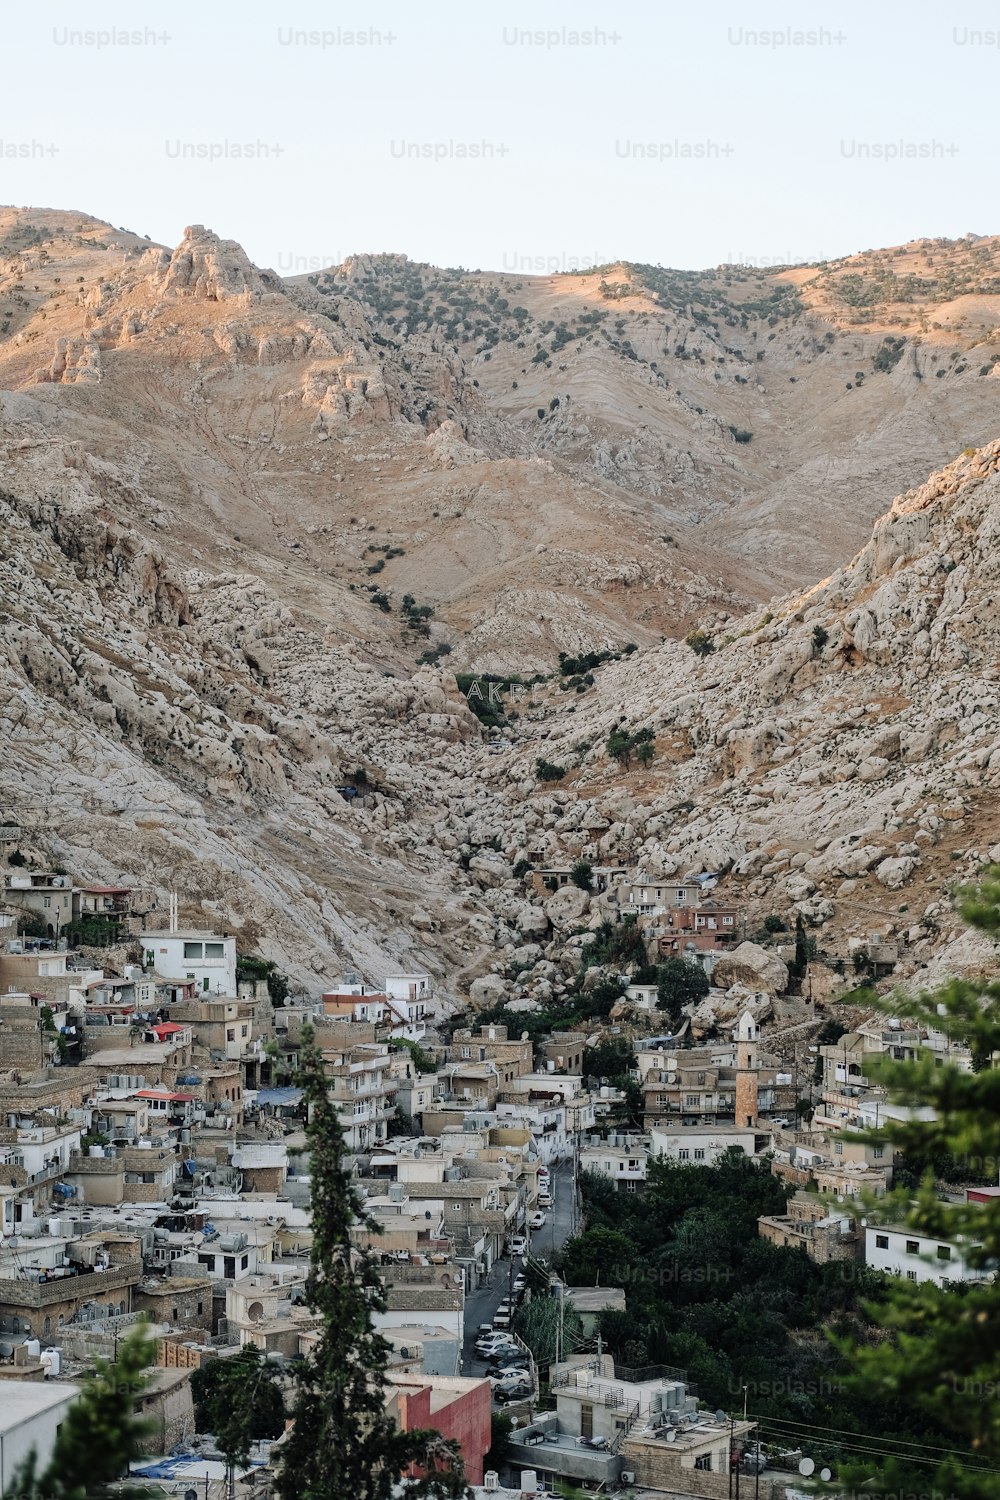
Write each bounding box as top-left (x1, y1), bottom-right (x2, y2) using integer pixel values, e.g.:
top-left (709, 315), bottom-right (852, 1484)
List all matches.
top-left (486, 1359), bottom-right (530, 1377)
top-left (529, 1211), bottom-right (546, 1229)
top-left (492, 1309), bottom-right (512, 1329)
top-left (476, 1323), bottom-right (494, 1339)
top-left (494, 1382), bottom-right (532, 1405)
top-left (513, 1274), bottom-right (527, 1293)
top-left (538, 1192), bottom-right (552, 1208)
top-left (508, 1235), bottom-right (527, 1255)
top-left (476, 1335), bottom-right (517, 1356)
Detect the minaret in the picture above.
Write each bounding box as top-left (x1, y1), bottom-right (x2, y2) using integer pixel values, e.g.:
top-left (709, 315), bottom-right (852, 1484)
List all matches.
top-left (734, 1009), bottom-right (759, 1128)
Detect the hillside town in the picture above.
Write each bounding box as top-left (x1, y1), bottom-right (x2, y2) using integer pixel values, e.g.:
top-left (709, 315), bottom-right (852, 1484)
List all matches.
top-left (0, 852), bottom-right (990, 1500)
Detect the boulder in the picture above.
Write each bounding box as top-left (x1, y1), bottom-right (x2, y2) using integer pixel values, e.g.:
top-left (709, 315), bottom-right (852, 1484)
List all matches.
top-left (468, 854), bottom-right (513, 887)
top-left (712, 942), bottom-right (789, 995)
top-left (542, 884), bottom-right (591, 932)
top-left (875, 855), bottom-right (919, 890)
top-left (513, 903), bottom-right (548, 939)
top-left (469, 973), bottom-right (509, 1008)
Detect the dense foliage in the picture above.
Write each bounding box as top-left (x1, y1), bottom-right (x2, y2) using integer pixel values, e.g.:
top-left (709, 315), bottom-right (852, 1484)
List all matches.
top-left (558, 1154), bottom-right (929, 1477)
top-left (833, 869), bottom-right (1000, 1497)
top-left (191, 1343), bottom-right (285, 1469)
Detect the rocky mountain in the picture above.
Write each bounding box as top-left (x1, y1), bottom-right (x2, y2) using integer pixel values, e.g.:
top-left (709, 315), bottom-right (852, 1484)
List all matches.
top-left (2, 206), bottom-right (999, 999)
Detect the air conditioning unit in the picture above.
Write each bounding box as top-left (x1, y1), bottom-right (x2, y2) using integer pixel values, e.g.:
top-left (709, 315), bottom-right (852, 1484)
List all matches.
top-left (483, 1473), bottom-right (499, 1492)
top-left (621, 1473), bottom-right (636, 1486)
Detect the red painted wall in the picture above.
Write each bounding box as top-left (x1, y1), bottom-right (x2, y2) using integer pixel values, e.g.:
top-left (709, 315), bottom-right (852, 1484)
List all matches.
top-left (396, 1376), bottom-right (492, 1486)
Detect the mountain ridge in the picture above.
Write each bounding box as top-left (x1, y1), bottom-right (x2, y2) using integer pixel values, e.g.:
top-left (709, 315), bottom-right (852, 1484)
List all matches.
top-left (2, 206), bottom-right (1000, 997)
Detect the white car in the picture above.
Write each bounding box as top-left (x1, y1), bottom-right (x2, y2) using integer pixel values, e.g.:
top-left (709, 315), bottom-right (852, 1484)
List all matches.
top-left (529, 1211), bottom-right (546, 1230)
top-left (476, 1336), bottom-right (517, 1355)
top-left (508, 1235), bottom-right (527, 1255)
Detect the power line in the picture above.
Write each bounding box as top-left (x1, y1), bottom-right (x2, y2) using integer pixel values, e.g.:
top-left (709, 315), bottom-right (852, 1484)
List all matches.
top-left (752, 1410), bottom-right (992, 1461)
top-left (752, 1415), bottom-right (998, 1476)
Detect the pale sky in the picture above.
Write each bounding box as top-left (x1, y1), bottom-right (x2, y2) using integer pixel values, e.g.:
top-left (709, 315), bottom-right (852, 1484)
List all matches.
top-left (2, 0), bottom-right (995, 274)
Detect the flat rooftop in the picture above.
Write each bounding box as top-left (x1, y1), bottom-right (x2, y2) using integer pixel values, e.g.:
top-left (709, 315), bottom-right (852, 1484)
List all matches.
top-left (0, 1380), bottom-right (79, 1431)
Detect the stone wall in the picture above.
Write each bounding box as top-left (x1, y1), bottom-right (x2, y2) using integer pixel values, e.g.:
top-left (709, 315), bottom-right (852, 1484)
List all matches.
top-left (622, 1437), bottom-right (783, 1500)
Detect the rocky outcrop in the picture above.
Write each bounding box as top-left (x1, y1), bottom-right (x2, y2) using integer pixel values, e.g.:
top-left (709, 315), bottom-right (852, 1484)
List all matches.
top-left (712, 943), bottom-right (790, 995)
top-left (156, 224), bottom-right (277, 302)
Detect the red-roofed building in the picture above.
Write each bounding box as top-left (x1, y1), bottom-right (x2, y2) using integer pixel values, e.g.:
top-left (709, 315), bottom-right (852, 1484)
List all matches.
top-left (131, 1090), bottom-right (201, 1127)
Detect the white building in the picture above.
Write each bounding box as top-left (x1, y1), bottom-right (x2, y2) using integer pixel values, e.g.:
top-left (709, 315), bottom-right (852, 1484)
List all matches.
top-left (865, 1223), bottom-right (992, 1285)
top-left (651, 1124), bottom-right (772, 1165)
top-left (140, 928), bottom-right (237, 996)
top-left (0, 1382), bottom-right (80, 1491)
top-left (385, 973), bottom-right (432, 1005)
top-left (579, 1136), bottom-right (648, 1192)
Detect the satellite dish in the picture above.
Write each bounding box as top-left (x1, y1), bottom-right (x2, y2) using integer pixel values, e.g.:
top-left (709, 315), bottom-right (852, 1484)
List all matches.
top-left (820, 1469), bottom-right (832, 1482)
top-left (665, 1430), bottom-right (676, 1443)
top-left (185, 1490), bottom-right (199, 1500)
top-left (799, 1458), bottom-right (815, 1476)
top-left (715, 1409), bottom-right (727, 1423)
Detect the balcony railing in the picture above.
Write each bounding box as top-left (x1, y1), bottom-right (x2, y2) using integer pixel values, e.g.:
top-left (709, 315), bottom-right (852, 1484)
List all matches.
top-left (0, 1259), bottom-right (142, 1308)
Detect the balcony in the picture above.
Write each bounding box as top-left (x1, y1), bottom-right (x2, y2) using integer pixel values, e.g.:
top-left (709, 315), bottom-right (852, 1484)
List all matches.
top-left (0, 1259), bottom-right (142, 1308)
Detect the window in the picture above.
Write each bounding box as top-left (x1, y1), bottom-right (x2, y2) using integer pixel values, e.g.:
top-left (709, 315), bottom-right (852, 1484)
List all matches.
top-left (723, 915), bottom-right (734, 925)
top-left (43, 895), bottom-right (52, 909)
top-left (906, 1240), bottom-right (919, 1255)
top-left (906, 1270), bottom-right (918, 1282)
top-left (697, 1072), bottom-right (706, 1085)
top-left (461, 1047), bottom-right (471, 1060)
top-left (834, 1141), bottom-right (843, 1154)
top-left (873, 1146), bottom-right (884, 1159)
top-left (685, 1095), bottom-right (700, 1107)
top-left (624, 1180), bottom-right (637, 1193)
top-left (695, 1454), bottom-right (712, 1471)
top-left (875, 1234), bottom-right (889, 1249)
top-left (656, 1095), bottom-right (668, 1106)
top-left (241, 1025), bottom-right (248, 1037)
top-left (936, 1245), bottom-right (952, 1261)
top-left (205, 942), bottom-right (224, 958)
top-left (183, 942), bottom-right (203, 959)
top-left (227, 1029), bottom-right (236, 1041)
top-left (678, 1149), bottom-right (690, 1160)
top-left (202, 978), bottom-right (210, 992)
top-left (694, 1149), bottom-right (705, 1161)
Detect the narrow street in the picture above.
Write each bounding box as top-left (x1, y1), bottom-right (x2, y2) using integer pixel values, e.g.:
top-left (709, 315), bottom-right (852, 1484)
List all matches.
top-left (460, 1158), bottom-right (577, 1377)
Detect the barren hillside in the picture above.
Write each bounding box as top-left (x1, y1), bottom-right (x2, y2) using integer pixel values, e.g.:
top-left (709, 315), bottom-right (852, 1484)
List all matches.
top-left (2, 207), bottom-right (999, 997)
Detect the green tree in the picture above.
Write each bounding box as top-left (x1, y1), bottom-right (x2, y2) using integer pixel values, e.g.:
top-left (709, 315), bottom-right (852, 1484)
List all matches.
top-left (836, 869), bottom-right (1000, 1498)
top-left (558, 1226), bottom-right (636, 1287)
top-left (606, 728), bottom-right (632, 768)
top-left (484, 1413), bottom-right (513, 1475)
top-left (685, 629), bottom-right (715, 657)
top-left (277, 1027), bottom-right (467, 1499)
top-left (656, 958), bottom-right (709, 1025)
top-left (571, 859), bottom-right (593, 891)
top-left (393, 1037), bottom-right (436, 1075)
top-left (635, 739), bottom-right (655, 767)
top-left (191, 1344), bottom-right (284, 1479)
top-left (512, 1291), bottom-right (584, 1367)
top-left (9, 1326), bottom-right (155, 1499)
